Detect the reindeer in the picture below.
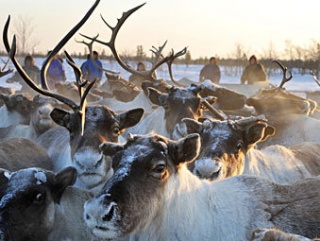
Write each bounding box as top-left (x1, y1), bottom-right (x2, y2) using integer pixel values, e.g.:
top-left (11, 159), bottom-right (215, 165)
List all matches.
top-left (84, 133), bottom-right (320, 240)
top-left (3, 0), bottom-right (144, 195)
top-left (182, 116), bottom-right (320, 183)
top-left (246, 60), bottom-right (320, 148)
top-left (0, 95), bottom-right (58, 141)
top-left (0, 93), bottom-right (36, 127)
top-left (0, 137), bottom-right (53, 171)
top-left (0, 167), bottom-right (96, 241)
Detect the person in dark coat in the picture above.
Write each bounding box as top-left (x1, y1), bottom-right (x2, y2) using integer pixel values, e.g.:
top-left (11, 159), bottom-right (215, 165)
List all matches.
top-left (129, 62), bottom-right (147, 87)
top-left (241, 55), bottom-right (267, 85)
top-left (199, 57), bottom-right (221, 84)
top-left (6, 54), bottom-right (40, 91)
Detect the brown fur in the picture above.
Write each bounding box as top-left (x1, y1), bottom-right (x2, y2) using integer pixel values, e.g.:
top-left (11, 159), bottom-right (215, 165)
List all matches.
top-left (251, 228), bottom-right (319, 241)
top-left (0, 137), bottom-right (53, 171)
top-left (289, 142), bottom-right (320, 176)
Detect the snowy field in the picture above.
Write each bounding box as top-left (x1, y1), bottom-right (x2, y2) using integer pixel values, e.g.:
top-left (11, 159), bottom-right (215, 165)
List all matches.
top-left (0, 56), bottom-right (318, 93)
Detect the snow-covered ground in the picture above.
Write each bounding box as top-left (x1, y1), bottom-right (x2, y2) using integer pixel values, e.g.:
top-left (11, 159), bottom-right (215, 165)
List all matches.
top-left (0, 56), bottom-right (318, 93)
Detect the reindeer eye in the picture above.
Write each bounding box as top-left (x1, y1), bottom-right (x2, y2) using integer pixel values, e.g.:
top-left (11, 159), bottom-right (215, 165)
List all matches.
top-left (113, 127), bottom-right (120, 136)
top-left (236, 142), bottom-right (243, 150)
top-left (33, 192), bottom-right (46, 205)
top-left (153, 163), bottom-right (166, 173)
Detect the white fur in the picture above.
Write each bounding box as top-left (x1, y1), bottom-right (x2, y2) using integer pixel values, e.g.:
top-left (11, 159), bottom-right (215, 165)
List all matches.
top-left (74, 148), bottom-right (113, 195)
top-left (129, 166), bottom-right (273, 241)
top-left (244, 145), bottom-right (313, 184)
top-left (124, 107), bottom-right (169, 137)
top-left (260, 114), bottom-right (320, 148)
top-left (84, 199), bottom-right (121, 239)
top-left (99, 92), bottom-right (153, 113)
top-left (0, 103), bottom-right (55, 141)
top-left (194, 157), bottom-right (222, 178)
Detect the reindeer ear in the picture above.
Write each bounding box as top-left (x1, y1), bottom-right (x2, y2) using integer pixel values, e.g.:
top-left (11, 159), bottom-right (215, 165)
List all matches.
top-left (0, 168), bottom-right (10, 185)
top-left (52, 167), bottom-right (77, 203)
top-left (260, 125), bottom-right (276, 142)
top-left (117, 108), bottom-right (144, 131)
top-left (99, 142), bottom-right (124, 156)
top-left (245, 123), bottom-right (275, 145)
top-left (147, 87), bottom-right (168, 107)
top-left (50, 108), bottom-right (71, 128)
top-left (168, 133), bottom-right (201, 166)
top-left (182, 118), bottom-right (203, 134)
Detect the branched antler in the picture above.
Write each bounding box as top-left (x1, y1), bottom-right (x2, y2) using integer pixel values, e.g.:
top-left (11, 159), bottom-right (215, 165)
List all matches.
top-left (3, 0), bottom-right (101, 135)
top-left (80, 3), bottom-right (187, 83)
top-left (0, 57), bottom-right (13, 78)
top-left (166, 48), bottom-right (187, 86)
top-left (273, 60), bottom-right (293, 88)
top-left (39, 0), bottom-right (100, 90)
top-left (150, 40), bottom-right (167, 67)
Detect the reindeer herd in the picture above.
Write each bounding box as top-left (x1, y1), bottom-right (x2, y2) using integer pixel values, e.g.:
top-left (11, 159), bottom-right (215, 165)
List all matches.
top-left (1, 1), bottom-right (320, 241)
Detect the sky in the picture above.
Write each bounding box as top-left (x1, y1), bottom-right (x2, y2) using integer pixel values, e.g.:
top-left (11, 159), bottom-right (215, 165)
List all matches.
top-left (0, 0), bottom-right (319, 59)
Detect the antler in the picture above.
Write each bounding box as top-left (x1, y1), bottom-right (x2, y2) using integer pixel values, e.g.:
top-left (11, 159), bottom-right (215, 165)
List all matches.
top-left (150, 40), bottom-right (167, 67)
top-left (0, 69), bottom-right (13, 78)
top-left (3, 0), bottom-right (100, 135)
top-left (0, 57), bottom-right (13, 78)
top-left (3, 0), bottom-right (100, 109)
top-left (273, 60), bottom-right (293, 88)
top-left (162, 48), bottom-right (188, 87)
top-left (234, 114), bottom-right (267, 126)
top-left (80, 3), bottom-right (187, 83)
top-left (201, 98), bottom-right (227, 120)
top-left (150, 42), bottom-right (188, 86)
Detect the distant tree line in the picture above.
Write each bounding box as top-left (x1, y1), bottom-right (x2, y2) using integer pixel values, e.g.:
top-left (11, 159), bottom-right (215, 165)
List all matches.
top-left (2, 15), bottom-right (320, 78)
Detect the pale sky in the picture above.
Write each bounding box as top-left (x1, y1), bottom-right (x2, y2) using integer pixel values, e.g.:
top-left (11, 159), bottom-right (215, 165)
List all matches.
top-left (0, 0), bottom-right (319, 59)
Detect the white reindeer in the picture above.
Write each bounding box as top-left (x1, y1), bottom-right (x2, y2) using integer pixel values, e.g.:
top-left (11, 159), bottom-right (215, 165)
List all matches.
top-left (84, 133), bottom-right (320, 241)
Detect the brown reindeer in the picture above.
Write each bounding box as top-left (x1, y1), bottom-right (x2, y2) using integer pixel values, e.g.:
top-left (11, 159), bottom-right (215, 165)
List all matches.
top-left (246, 60), bottom-right (320, 148)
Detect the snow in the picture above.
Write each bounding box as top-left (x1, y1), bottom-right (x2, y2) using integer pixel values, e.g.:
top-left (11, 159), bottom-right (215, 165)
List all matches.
top-left (34, 170), bottom-right (47, 185)
top-left (0, 56), bottom-right (317, 93)
top-left (4, 171), bottom-right (12, 180)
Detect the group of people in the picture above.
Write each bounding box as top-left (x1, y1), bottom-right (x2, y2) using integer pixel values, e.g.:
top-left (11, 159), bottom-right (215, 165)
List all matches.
top-left (199, 54), bottom-right (267, 85)
top-left (7, 51), bottom-right (104, 90)
top-left (6, 51), bottom-right (267, 91)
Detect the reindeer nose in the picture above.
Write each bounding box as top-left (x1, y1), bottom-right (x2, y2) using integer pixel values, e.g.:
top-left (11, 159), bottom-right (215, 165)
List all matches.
top-left (38, 105), bottom-right (52, 115)
top-left (100, 194), bottom-right (117, 222)
top-left (102, 204), bottom-right (116, 222)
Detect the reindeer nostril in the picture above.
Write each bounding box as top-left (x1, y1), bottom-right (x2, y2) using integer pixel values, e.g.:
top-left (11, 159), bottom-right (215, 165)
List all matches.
top-left (86, 214), bottom-right (91, 220)
top-left (195, 169), bottom-right (201, 177)
top-left (102, 205), bottom-right (115, 222)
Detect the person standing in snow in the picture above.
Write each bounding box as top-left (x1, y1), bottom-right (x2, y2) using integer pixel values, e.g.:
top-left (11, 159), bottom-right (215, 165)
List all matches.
top-left (46, 51), bottom-right (66, 89)
top-left (199, 57), bottom-right (221, 84)
top-left (81, 51), bottom-right (103, 87)
top-left (241, 55), bottom-right (267, 85)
